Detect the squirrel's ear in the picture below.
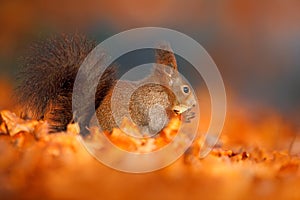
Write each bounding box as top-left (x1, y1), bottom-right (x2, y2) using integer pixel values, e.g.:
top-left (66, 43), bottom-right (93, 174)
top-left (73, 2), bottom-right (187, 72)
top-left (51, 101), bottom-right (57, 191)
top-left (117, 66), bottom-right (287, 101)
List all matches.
top-left (163, 65), bottom-right (175, 78)
top-left (155, 41), bottom-right (177, 71)
top-left (160, 65), bottom-right (176, 87)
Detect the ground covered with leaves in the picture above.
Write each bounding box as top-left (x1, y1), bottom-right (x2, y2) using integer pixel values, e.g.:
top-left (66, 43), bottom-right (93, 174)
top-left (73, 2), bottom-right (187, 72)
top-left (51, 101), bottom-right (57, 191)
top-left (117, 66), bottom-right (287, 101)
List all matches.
top-left (0, 106), bottom-right (300, 200)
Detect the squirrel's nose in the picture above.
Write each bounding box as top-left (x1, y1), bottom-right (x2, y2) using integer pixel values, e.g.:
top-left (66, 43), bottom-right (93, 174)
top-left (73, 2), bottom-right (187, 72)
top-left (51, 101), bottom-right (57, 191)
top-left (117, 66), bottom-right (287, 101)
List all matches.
top-left (173, 109), bottom-right (180, 115)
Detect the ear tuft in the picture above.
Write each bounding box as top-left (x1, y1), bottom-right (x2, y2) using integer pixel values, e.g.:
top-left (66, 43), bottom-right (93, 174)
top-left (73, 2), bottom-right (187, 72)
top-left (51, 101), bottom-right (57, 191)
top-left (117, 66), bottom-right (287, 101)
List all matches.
top-left (155, 41), bottom-right (177, 70)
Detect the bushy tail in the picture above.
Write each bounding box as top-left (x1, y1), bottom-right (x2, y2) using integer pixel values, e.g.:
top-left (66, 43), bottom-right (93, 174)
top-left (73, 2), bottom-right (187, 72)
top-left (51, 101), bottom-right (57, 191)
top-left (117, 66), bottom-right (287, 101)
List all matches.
top-left (16, 33), bottom-right (116, 133)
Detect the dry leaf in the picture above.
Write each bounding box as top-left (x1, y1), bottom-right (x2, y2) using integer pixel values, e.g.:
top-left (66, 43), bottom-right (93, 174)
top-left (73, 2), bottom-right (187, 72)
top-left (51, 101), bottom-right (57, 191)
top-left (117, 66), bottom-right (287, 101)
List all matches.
top-left (0, 110), bottom-right (39, 136)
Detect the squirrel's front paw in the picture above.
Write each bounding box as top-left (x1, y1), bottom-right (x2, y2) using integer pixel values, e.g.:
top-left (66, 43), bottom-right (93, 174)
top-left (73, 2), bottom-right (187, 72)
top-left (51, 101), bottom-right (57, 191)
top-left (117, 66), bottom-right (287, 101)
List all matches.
top-left (183, 109), bottom-right (195, 123)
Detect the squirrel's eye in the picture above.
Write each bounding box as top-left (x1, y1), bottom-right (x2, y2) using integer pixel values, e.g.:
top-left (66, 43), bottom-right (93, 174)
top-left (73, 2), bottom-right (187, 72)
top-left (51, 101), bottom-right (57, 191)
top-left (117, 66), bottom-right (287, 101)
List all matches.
top-left (182, 86), bottom-right (190, 94)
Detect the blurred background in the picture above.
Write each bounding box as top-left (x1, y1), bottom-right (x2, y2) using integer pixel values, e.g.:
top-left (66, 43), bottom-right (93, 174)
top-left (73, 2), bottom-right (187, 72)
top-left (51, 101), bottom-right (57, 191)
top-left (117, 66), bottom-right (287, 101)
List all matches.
top-left (0, 0), bottom-right (299, 123)
top-left (1, 1), bottom-right (300, 199)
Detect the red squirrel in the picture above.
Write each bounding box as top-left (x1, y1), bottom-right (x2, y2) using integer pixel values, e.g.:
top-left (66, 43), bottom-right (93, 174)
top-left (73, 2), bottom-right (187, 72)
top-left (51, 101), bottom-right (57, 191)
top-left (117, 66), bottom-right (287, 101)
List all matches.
top-left (16, 33), bottom-right (196, 135)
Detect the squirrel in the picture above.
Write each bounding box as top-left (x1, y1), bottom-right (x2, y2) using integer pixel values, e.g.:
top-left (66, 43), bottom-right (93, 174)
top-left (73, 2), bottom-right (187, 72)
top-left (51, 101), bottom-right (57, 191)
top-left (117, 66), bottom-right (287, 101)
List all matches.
top-left (16, 33), bottom-right (196, 136)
